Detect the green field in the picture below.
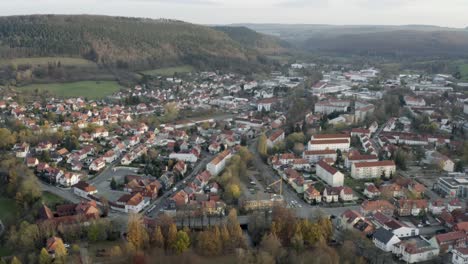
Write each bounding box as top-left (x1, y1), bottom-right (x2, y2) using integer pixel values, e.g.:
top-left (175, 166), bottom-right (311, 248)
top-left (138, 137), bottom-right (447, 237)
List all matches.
top-left (0, 198), bottom-right (18, 225)
top-left (459, 64), bottom-right (468, 81)
top-left (142, 65), bottom-right (194, 76)
top-left (42, 191), bottom-right (65, 206)
top-left (17, 81), bottom-right (123, 99)
top-left (0, 57), bottom-right (97, 67)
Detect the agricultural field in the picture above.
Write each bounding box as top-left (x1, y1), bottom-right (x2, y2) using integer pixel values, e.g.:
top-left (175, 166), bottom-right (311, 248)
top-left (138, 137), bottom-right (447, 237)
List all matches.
top-left (142, 65), bottom-right (194, 76)
top-left (17, 81), bottom-right (123, 99)
top-left (0, 57), bottom-right (97, 67)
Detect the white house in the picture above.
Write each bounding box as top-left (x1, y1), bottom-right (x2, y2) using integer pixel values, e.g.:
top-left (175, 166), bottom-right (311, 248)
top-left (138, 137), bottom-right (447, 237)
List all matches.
top-left (316, 160), bottom-right (344, 187)
top-left (73, 181), bottom-right (98, 198)
top-left (89, 158), bottom-right (106, 172)
top-left (59, 172), bottom-right (80, 187)
top-left (206, 150), bottom-right (232, 176)
top-left (392, 238), bottom-right (438, 264)
top-left (452, 247), bottom-right (468, 264)
top-left (115, 193), bottom-right (149, 213)
top-left (351, 160), bottom-right (396, 179)
top-left (373, 227), bottom-right (401, 252)
top-left (169, 152), bottom-right (198, 163)
top-left (308, 134), bottom-right (350, 152)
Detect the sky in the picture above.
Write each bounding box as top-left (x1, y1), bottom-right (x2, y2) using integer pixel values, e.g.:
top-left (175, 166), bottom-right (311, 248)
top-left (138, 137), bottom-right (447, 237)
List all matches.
top-left (0, 0), bottom-right (467, 28)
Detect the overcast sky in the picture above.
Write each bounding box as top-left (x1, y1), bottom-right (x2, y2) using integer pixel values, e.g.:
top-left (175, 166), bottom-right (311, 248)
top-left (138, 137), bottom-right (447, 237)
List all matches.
top-left (1, 0), bottom-right (467, 28)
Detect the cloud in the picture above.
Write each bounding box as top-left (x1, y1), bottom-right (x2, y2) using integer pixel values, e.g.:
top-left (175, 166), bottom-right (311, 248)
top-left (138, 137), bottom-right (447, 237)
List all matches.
top-left (275, 0), bottom-right (328, 8)
top-left (131, 0), bottom-right (218, 5)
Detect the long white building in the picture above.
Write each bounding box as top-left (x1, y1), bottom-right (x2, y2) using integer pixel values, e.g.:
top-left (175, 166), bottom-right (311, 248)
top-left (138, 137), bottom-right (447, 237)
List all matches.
top-left (351, 160), bottom-right (396, 179)
top-left (206, 150), bottom-right (232, 176)
top-left (308, 134), bottom-right (350, 152)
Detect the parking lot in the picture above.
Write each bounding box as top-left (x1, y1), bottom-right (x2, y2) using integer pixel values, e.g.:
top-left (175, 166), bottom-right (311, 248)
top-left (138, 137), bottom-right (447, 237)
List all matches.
top-left (91, 166), bottom-right (140, 201)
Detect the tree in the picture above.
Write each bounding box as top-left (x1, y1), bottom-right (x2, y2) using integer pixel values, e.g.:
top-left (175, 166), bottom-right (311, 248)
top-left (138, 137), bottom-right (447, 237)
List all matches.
top-left (260, 233), bottom-right (282, 260)
top-left (9, 257), bottom-right (22, 264)
top-left (110, 177), bottom-right (117, 190)
top-left (151, 226), bottom-right (165, 249)
top-left (163, 102), bottom-right (179, 122)
top-left (224, 183), bottom-right (241, 202)
top-left (126, 214), bottom-right (149, 250)
top-left (39, 248), bottom-right (52, 264)
top-left (0, 128), bottom-right (16, 149)
top-left (394, 149), bottom-right (408, 170)
top-left (258, 133), bottom-right (268, 158)
top-left (220, 224), bottom-right (230, 252)
top-left (226, 209), bottom-right (246, 249)
top-left (196, 230), bottom-right (221, 256)
top-left (54, 239), bottom-right (67, 264)
top-left (173, 230), bottom-right (190, 254)
top-left (165, 223), bottom-right (178, 252)
top-left (109, 245), bottom-right (123, 257)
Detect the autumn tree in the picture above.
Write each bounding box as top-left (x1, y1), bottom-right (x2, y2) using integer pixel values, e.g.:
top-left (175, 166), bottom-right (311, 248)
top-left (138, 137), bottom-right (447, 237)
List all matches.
top-left (127, 214), bottom-right (149, 251)
top-left (165, 223), bottom-right (178, 252)
top-left (257, 133), bottom-right (268, 158)
top-left (151, 226), bottom-right (164, 249)
top-left (9, 257), bottom-right (22, 264)
top-left (196, 230), bottom-right (221, 256)
top-left (38, 248), bottom-right (51, 264)
top-left (172, 230), bottom-right (190, 254)
top-left (226, 209), bottom-right (246, 249)
top-left (259, 233), bottom-right (283, 260)
top-left (54, 239), bottom-right (68, 264)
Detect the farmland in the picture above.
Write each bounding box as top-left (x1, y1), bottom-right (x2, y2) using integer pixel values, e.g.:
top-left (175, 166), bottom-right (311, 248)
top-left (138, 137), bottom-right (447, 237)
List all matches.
top-left (17, 81), bottom-right (123, 99)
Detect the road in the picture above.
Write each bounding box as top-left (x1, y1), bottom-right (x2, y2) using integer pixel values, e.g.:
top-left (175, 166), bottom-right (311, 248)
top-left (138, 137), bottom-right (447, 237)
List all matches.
top-left (145, 153), bottom-right (214, 217)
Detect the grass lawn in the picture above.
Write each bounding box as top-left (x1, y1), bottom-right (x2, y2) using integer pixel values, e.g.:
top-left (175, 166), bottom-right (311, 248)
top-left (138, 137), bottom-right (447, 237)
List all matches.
top-left (0, 57), bottom-right (97, 67)
top-left (41, 191), bottom-right (65, 208)
top-left (459, 63), bottom-right (468, 81)
top-left (17, 80), bottom-right (122, 99)
top-left (142, 65), bottom-right (194, 76)
top-left (0, 246), bottom-right (12, 257)
top-left (0, 197), bottom-right (19, 225)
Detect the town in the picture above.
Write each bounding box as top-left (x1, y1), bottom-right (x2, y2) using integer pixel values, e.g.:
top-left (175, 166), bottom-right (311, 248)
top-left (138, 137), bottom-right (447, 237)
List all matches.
top-left (1, 61), bottom-right (468, 264)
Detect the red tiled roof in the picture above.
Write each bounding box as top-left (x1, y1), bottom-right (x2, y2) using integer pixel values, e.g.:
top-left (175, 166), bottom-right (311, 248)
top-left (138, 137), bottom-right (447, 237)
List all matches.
top-left (317, 160), bottom-right (338, 175)
top-left (354, 160), bottom-right (395, 168)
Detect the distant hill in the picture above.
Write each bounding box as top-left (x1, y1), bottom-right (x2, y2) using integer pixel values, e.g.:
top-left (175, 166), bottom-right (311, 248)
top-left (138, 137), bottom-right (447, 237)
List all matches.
top-left (0, 15), bottom-right (287, 71)
top-left (236, 24), bottom-right (468, 58)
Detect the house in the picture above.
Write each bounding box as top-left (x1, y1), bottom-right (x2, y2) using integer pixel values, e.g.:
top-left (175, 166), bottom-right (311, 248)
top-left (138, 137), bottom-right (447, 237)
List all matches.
top-left (267, 130), bottom-right (285, 148)
top-left (339, 210), bottom-right (374, 234)
top-left (304, 185), bottom-right (321, 204)
top-left (345, 151), bottom-right (378, 168)
top-left (384, 219), bottom-right (419, 238)
top-left (448, 199), bottom-right (463, 212)
top-left (302, 149), bottom-right (337, 164)
top-left (173, 160), bottom-right (187, 176)
top-left (257, 97), bottom-right (277, 112)
top-left (308, 134), bottom-right (350, 152)
top-left (59, 172), bottom-right (80, 187)
top-left (169, 151), bottom-right (198, 163)
top-left (425, 151), bottom-right (455, 172)
top-left (364, 183), bottom-right (381, 199)
top-left (73, 181), bottom-right (98, 198)
top-left (351, 160), bottom-right (396, 179)
top-left (380, 183), bottom-right (404, 198)
top-left (339, 186), bottom-right (354, 202)
top-left (206, 150), bottom-right (232, 176)
top-left (115, 193), bottom-right (149, 213)
top-left (316, 160), bottom-right (344, 187)
top-left (452, 247), bottom-right (468, 264)
top-left (171, 190), bottom-right (189, 207)
top-left (393, 237), bottom-right (439, 263)
top-left (103, 150), bottom-right (118, 163)
top-left (429, 200), bottom-right (446, 215)
top-left (361, 200), bottom-right (396, 216)
top-left (404, 96), bottom-right (426, 107)
top-left (396, 199), bottom-right (428, 217)
top-left (14, 143), bottom-right (29, 158)
top-left (291, 158), bottom-right (311, 171)
top-left (89, 158), bottom-right (106, 172)
top-left (27, 157), bottom-right (39, 168)
top-left (208, 143), bottom-right (221, 154)
top-left (430, 231), bottom-right (467, 253)
top-left (373, 227), bottom-right (401, 252)
top-left (323, 187), bottom-right (340, 203)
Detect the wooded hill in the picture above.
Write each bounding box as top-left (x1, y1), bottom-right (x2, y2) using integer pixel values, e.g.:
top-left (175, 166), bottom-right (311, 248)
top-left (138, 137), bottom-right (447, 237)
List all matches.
top-left (238, 24), bottom-right (468, 59)
top-left (0, 15), bottom-right (288, 71)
